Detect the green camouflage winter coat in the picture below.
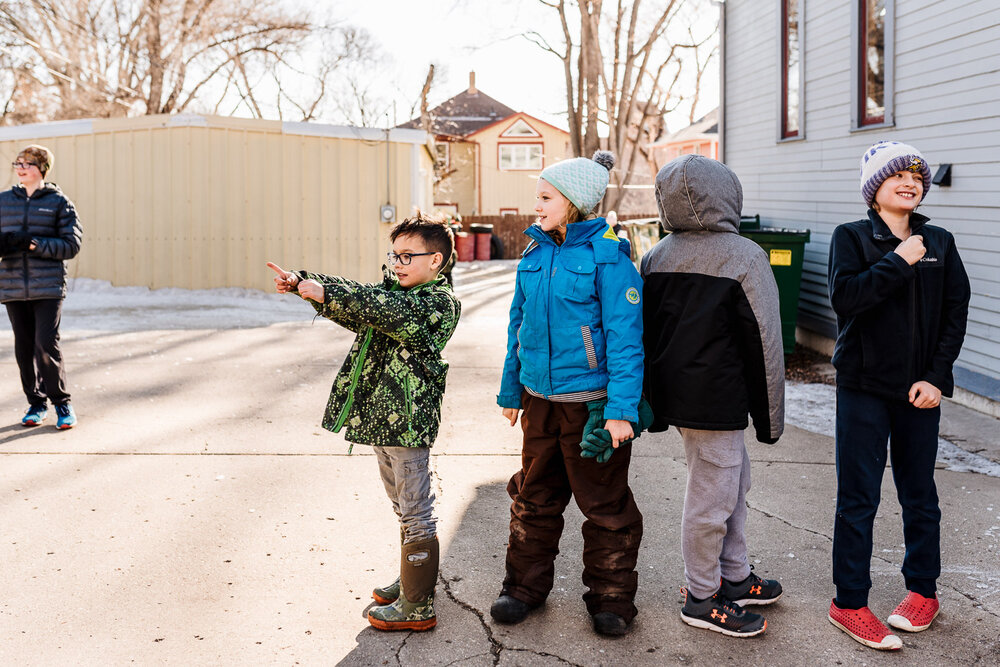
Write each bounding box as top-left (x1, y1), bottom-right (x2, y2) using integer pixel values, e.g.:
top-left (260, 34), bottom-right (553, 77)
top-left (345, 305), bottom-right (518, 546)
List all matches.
top-left (297, 267), bottom-right (461, 448)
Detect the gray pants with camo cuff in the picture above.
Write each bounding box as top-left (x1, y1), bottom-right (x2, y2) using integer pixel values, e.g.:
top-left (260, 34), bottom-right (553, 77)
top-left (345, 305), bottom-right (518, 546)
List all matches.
top-left (680, 428), bottom-right (753, 600)
top-left (374, 445), bottom-right (437, 544)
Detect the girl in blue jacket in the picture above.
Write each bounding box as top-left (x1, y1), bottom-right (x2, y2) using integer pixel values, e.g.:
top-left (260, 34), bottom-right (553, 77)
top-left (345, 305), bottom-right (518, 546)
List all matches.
top-left (491, 151), bottom-right (645, 637)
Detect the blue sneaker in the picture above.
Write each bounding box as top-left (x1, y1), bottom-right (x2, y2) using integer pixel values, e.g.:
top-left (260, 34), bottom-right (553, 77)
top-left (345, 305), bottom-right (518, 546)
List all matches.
top-left (22, 403), bottom-right (47, 426)
top-left (54, 403), bottom-right (76, 429)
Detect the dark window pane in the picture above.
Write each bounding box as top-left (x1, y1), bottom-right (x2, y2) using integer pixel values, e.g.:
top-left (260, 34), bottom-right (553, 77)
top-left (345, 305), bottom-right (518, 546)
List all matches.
top-left (783, 0), bottom-right (800, 137)
top-left (863, 0), bottom-right (885, 124)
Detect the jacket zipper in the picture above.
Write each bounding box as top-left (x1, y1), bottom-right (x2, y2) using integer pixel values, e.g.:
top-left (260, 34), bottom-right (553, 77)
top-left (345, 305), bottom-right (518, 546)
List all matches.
top-left (404, 374), bottom-right (416, 437)
top-left (333, 326), bottom-right (375, 451)
top-left (908, 275), bottom-right (916, 388)
top-left (22, 196), bottom-right (30, 296)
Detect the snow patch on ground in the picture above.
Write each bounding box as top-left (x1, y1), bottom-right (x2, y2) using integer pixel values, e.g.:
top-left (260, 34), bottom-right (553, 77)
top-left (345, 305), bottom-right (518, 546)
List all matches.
top-left (787, 381), bottom-right (1000, 478)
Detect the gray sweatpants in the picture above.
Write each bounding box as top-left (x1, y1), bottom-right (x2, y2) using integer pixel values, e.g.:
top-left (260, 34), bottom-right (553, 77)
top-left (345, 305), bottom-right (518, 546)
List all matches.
top-left (374, 445), bottom-right (437, 544)
top-left (680, 428), bottom-right (752, 600)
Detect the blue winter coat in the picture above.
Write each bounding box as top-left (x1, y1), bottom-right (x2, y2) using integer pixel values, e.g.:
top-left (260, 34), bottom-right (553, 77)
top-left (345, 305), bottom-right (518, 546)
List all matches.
top-left (498, 217), bottom-right (644, 423)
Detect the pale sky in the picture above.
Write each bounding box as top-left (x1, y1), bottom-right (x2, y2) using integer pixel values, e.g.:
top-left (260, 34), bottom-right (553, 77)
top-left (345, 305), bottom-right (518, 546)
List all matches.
top-left (345, 0), bottom-right (719, 133)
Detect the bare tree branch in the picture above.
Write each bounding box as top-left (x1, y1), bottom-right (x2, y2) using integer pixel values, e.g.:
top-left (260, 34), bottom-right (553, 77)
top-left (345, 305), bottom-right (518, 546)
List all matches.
top-left (528, 0), bottom-right (718, 212)
top-left (0, 0), bottom-right (376, 122)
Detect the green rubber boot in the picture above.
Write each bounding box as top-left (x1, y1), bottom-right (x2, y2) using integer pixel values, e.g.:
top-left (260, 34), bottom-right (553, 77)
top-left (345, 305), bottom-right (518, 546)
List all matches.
top-left (368, 590), bottom-right (436, 631)
top-left (372, 577), bottom-right (400, 605)
top-left (368, 537), bottom-right (439, 632)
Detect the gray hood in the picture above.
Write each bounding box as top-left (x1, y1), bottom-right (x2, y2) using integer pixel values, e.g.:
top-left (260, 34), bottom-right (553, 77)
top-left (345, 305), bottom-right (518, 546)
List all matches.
top-left (654, 155), bottom-right (743, 234)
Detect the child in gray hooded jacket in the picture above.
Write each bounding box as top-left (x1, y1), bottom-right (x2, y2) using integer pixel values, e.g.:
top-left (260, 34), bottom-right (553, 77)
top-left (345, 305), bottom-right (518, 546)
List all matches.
top-left (641, 155), bottom-right (785, 637)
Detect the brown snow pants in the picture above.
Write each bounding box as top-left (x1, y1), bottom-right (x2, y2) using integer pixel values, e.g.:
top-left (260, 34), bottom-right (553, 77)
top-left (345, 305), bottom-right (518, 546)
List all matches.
top-left (501, 392), bottom-right (644, 621)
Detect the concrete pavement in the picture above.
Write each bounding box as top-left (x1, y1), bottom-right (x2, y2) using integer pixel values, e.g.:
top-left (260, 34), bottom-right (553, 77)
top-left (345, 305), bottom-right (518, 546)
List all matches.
top-left (1, 261), bottom-right (999, 666)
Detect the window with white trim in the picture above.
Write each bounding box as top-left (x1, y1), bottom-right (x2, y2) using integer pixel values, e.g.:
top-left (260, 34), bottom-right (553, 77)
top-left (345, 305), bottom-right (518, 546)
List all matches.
top-left (852, 0), bottom-right (893, 128)
top-left (499, 144), bottom-right (542, 170)
top-left (780, 0), bottom-right (802, 138)
top-left (501, 119), bottom-right (541, 137)
top-left (860, 0), bottom-right (886, 125)
top-left (434, 142), bottom-right (449, 168)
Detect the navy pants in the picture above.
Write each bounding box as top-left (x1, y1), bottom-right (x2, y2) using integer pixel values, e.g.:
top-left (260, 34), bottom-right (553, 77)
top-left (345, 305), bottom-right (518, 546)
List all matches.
top-left (833, 386), bottom-right (940, 609)
top-left (5, 298), bottom-right (70, 406)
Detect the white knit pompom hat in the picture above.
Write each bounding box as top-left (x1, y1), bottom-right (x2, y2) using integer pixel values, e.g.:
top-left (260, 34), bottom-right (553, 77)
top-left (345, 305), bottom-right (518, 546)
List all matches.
top-left (860, 141), bottom-right (932, 207)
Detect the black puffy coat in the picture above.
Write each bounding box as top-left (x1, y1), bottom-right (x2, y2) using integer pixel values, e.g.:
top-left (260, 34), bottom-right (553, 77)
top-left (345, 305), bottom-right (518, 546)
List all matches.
top-left (0, 183), bottom-right (82, 302)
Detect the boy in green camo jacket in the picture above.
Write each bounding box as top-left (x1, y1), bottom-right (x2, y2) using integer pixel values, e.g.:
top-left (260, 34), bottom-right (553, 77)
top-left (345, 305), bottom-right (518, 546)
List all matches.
top-left (267, 213), bottom-right (461, 632)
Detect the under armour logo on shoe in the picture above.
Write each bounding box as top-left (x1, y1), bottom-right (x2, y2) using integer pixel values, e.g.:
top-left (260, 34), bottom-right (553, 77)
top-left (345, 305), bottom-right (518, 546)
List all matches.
top-left (710, 610), bottom-right (727, 622)
top-left (750, 585), bottom-right (762, 595)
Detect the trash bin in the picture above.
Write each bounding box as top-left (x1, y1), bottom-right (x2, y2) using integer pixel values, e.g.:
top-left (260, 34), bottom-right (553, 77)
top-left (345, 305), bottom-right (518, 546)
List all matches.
top-left (739, 225), bottom-right (811, 355)
top-left (470, 223), bottom-right (494, 261)
top-left (455, 232), bottom-right (475, 261)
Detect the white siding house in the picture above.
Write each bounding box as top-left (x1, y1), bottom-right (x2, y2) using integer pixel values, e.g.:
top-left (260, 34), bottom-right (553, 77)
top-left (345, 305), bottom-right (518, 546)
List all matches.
top-left (721, 0), bottom-right (1000, 410)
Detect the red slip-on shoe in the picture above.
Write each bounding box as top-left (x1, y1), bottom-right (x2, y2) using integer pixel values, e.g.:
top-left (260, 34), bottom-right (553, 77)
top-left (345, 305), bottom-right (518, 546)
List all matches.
top-left (828, 600), bottom-right (903, 650)
top-left (887, 591), bottom-right (940, 632)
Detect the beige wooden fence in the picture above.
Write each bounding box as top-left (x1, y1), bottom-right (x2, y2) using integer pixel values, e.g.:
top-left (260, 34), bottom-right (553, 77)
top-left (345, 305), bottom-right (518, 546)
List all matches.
top-left (0, 114), bottom-right (434, 290)
top-left (461, 212), bottom-right (659, 259)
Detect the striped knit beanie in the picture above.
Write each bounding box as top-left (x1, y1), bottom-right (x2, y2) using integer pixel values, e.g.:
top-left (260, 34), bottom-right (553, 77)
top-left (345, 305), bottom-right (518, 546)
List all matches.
top-left (860, 141), bottom-right (931, 207)
top-left (539, 150), bottom-right (615, 214)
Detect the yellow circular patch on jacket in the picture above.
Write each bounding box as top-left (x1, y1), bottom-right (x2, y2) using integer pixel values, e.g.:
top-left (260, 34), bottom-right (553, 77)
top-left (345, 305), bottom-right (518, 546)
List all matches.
top-left (626, 287), bottom-right (640, 304)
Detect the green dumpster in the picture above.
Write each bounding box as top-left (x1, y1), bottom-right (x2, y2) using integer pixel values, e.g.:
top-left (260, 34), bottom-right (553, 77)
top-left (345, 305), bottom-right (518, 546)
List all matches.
top-left (739, 222), bottom-right (811, 355)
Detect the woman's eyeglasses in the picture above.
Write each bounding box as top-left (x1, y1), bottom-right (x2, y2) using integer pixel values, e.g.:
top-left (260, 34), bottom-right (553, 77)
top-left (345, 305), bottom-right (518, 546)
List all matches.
top-left (387, 252), bottom-right (436, 266)
top-left (11, 162), bottom-right (39, 170)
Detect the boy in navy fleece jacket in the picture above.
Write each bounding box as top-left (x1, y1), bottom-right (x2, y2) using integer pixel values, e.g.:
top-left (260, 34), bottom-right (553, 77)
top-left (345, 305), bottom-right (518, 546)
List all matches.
top-left (827, 141), bottom-right (970, 651)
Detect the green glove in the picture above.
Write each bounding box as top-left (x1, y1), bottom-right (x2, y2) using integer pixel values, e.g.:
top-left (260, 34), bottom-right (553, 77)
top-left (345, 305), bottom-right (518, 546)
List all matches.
top-left (580, 400), bottom-right (607, 443)
top-left (581, 428), bottom-right (615, 463)
top-left (579, 397), bottom-right (654, 463)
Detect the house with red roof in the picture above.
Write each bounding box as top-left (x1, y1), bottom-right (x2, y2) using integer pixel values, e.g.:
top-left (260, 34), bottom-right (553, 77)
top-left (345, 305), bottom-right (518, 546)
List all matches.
top-left (400, 73), bottom-right (571, 216)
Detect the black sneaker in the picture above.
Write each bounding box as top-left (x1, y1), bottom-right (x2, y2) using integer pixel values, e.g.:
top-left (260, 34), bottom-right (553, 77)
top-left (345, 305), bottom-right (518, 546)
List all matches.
top-left (720, 570), bottom-right (783, 606)
top-left (680, 588), bottom-right (766, 637)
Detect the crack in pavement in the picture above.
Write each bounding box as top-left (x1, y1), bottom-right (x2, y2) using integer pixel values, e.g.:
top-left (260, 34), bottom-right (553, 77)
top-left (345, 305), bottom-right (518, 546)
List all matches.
top-left (437, 573), bottom-right (588, 667)
top-left (394, 629), bottom-right (411, 666)
top-left (749, 504), bottom-right (905, 568)
top-left (505, 647), bottom-right (587, 666)
top-left (438, 574), bottom-right (503, 665)
top-left (748, 504), bottom-right (833, 542)
top-left (938, 581), bottom-right (1000, 621)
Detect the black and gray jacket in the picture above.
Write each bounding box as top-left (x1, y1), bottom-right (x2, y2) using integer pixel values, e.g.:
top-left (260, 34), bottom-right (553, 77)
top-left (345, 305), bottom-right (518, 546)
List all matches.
top-left (0, 183), bottom-right (82, 302)
top-left (828, 210), bottom-right (970, 400)
top-left (640, 155), bottom-right (785, 443)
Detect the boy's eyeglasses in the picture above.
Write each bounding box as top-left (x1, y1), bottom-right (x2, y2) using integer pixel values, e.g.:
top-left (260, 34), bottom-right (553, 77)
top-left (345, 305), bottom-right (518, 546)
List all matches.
top-left (387, 252), bottom-right (435, 266)
top-left (11, 162), bottom-right (38, 170)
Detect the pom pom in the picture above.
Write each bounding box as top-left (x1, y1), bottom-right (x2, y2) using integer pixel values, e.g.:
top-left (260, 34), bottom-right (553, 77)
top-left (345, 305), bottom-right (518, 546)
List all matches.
top-left (592, 150), bottom-right (615, 172)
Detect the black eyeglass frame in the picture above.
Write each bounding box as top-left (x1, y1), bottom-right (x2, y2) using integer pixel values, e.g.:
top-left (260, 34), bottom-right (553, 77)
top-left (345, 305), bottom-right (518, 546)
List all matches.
top-left (386, 251), bottom-right (437, 266)
top-left (11, 162), bottom-right (40, 170)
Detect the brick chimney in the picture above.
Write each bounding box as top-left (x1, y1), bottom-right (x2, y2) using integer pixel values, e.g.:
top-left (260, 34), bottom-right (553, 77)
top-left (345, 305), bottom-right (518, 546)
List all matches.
top-left (468, 71), bottom-right (477, 95)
